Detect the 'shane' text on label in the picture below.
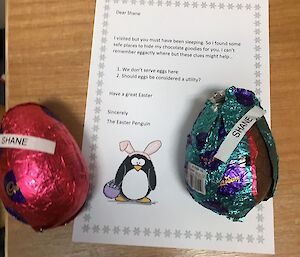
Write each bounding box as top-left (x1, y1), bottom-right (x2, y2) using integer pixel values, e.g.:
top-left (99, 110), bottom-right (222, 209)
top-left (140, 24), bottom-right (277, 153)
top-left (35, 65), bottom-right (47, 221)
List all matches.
top-left (231, 116), bottom-right (254, 138)
top-left (1, 136), bottom-right (28, 146)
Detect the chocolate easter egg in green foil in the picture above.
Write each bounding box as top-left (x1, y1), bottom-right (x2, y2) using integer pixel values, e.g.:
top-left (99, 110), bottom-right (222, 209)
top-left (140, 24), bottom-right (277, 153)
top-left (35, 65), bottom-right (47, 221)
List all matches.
top-left (185, 86), bottom-right (278, 221)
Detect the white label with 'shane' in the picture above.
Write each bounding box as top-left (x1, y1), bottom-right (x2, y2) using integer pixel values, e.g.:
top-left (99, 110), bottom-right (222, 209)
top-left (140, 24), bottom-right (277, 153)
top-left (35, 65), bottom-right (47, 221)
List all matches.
top-left (214, 106), bottom-right (266, 163)
top-left (0, 134), bottom-right (56, 154)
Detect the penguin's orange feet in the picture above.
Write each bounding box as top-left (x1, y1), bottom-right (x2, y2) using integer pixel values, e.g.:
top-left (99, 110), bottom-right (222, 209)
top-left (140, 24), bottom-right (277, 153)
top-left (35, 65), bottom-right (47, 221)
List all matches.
top-left (137, 197), bottom-right (151, 203)
top-left (115, 195), bottom-right (128, 202)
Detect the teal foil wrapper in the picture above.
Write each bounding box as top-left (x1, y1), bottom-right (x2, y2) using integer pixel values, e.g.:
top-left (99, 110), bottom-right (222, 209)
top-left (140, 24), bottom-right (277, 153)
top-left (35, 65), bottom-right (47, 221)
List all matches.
top-left (185, 86), bottom-right (279, 221)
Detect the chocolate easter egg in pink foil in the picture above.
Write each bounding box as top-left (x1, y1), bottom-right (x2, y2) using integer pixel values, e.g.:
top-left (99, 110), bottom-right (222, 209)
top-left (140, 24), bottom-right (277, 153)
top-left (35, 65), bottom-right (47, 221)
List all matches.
top-left (0, 103), bottom-right (89, 231)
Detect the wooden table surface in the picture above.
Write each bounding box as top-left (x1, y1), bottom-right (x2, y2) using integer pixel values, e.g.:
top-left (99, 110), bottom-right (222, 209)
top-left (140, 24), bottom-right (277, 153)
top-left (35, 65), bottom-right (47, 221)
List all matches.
top-left (5, 0), bottom-right (300, 256)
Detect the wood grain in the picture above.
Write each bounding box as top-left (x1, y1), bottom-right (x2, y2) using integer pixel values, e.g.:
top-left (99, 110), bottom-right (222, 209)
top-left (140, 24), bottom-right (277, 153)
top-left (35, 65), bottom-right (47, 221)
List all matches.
top-left (5, 0), bottom-right (300, 256)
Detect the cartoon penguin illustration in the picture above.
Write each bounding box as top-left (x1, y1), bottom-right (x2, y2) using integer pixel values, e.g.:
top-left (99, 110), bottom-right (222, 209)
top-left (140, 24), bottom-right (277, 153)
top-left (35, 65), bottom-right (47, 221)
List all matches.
top-left (114, 140), bottom-right (162, 203)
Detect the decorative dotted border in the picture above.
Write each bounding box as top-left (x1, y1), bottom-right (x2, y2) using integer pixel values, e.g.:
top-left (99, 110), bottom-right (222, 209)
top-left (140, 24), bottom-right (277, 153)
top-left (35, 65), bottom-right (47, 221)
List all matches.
top-left (80, 223), bottom-right (263, 244)
top-left (84, 0), bottom-right (110, 212)
top-left (253, 5), bottom-right (262, 99)
top-left (112, 0), bottom-right (256, 10)
top-left (80, 0), bottom-right (265, 246)
top-left (253, 5), bottom-right (265, 245)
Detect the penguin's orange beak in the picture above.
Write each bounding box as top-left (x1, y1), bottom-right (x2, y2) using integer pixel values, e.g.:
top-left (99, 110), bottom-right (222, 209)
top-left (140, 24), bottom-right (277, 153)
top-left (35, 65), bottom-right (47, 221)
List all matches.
top-left (134, 165), bottom-right (142, 171)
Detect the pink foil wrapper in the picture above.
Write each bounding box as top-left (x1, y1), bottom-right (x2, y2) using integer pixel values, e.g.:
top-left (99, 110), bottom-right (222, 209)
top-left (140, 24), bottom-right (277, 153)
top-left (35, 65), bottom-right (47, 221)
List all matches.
top-left (0, 103), bottom-right (89, 230)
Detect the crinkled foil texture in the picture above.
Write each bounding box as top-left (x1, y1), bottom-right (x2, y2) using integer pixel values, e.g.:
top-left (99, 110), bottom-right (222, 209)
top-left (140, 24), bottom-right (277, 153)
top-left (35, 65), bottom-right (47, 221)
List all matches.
top-left (185, 87), bottom-right (278, 221)
top-left (0, 103), bottom-right (89, 230)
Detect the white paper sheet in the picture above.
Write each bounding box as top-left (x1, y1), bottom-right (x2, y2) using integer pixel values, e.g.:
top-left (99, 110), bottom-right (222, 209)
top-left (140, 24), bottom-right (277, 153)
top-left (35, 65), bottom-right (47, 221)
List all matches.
top-left (73, 0), bottom-right (274, 254)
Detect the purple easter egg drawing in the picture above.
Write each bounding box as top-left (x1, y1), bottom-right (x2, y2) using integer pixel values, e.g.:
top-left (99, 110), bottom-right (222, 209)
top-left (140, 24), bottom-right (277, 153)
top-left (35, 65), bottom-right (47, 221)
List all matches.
top-left (103, 180), bottom-right (120, 199)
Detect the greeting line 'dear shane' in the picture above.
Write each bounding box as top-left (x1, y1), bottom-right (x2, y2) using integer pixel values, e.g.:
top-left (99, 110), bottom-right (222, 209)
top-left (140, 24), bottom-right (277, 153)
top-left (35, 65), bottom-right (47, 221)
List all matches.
top-left (185, 87), bottom-right (278, 221)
